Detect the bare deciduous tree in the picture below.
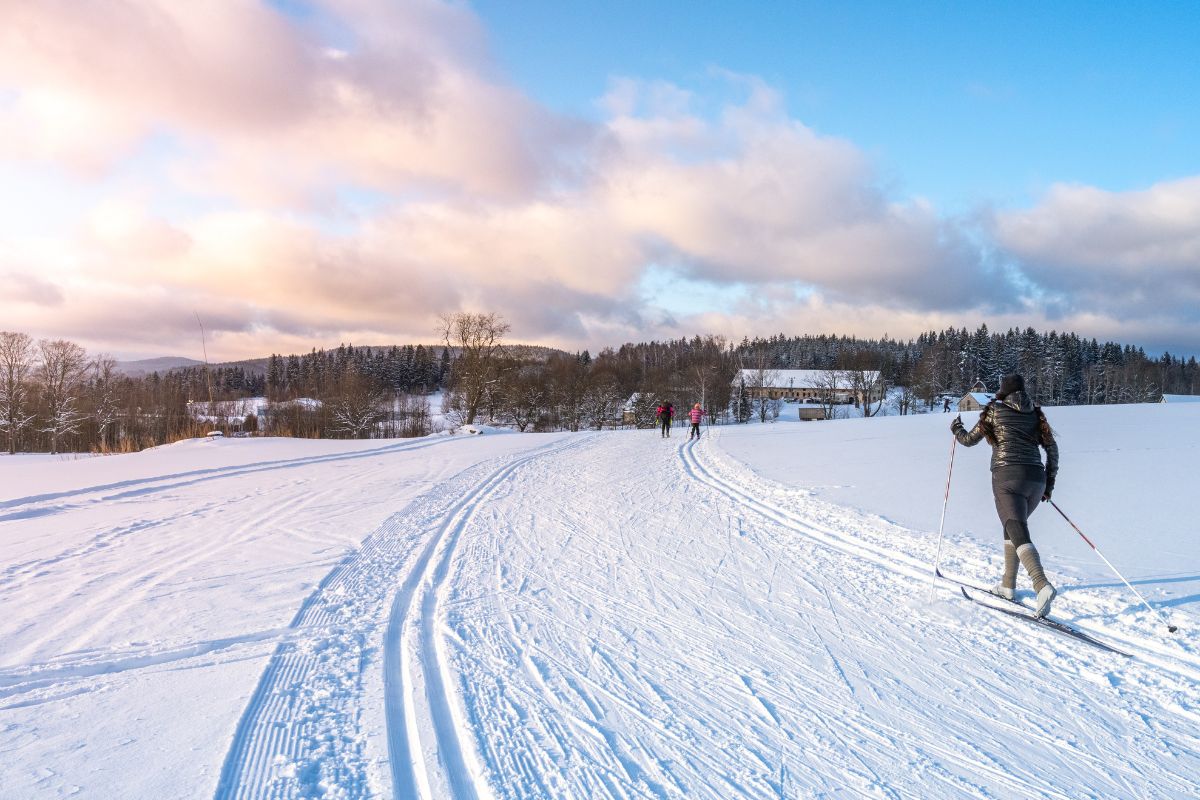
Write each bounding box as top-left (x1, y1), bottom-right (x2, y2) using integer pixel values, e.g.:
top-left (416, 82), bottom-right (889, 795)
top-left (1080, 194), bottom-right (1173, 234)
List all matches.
top-left (812, 368), bottom-right (844, 420)
top-left (38, 338), bottom-right (89, 454)
top-left (895, 383), bottom-right (919, 416)
top-left (440, 312), bottom-right (510, 425)
top-left (582, 377), bottom-right (624, 430)
top-left (501, 365), bottom-right (546, 432)
top-left (0, 331), bottom-right (36, 454)
top-left (91, 354), bottom-right (122, 451)
top-left (328, 369), bottom-right (385, 438)
top-left (845, 368), bottom-right (886, 417)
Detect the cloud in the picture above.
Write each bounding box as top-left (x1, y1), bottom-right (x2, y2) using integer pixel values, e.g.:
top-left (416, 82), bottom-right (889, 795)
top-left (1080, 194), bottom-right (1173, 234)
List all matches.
top-left (597, 77), bottom-right (1015, 312)
top-left (2, 271), bottom-right (65, 307)
top-left (992, 177), bottom-right (1200, 322)
top-left (0, 0), bottom-right (593, 199)
top-left (2, 1), bottom-right (1197, 359)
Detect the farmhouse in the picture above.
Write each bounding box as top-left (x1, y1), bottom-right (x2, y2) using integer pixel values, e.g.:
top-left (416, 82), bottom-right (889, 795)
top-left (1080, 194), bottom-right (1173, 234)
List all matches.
top-left (733, 369), bottom-right (883, 405)
top-left (958, 379), bottom-right (993, 411)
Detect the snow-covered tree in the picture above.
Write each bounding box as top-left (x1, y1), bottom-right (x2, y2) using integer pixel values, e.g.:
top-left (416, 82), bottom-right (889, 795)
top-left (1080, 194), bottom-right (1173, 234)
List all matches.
top-left (38, 338), bottom-right (89, 454)
top-left (327, 370), bottom-right (385, 439)
top-left (90, 355), bottom-right (122, 451)
top-left (0, 331), bottom-right (36, 454)
top-left (582, 377), bottom-right (624, 430)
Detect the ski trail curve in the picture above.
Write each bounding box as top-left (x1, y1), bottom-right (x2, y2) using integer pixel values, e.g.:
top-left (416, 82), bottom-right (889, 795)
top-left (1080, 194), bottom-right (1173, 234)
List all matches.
top-left (212, 433), bottom-right (589, 800)
top-left (685, 433), bottom-right (1200, 682)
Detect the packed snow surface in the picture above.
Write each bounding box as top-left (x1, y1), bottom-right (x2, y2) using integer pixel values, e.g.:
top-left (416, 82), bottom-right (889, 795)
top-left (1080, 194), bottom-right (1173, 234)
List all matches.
top-left (1, 404), bottom-right (1198, 798)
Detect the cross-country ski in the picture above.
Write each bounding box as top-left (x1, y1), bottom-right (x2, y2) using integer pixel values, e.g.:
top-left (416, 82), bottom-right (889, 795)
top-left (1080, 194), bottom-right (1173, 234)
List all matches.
top-left (958, 586), bottom-right (1131, 657)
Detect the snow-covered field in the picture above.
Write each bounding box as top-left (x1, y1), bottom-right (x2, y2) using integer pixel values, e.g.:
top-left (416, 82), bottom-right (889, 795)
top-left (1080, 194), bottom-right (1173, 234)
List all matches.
top-left (1, 405), bottom-right (1197, 798)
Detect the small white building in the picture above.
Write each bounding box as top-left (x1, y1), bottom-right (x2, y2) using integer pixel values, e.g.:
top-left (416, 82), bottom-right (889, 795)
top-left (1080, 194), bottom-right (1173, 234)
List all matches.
top-left (956, 380), bottom-right (993, 411)
top-left (733, 369), bottom-right (883, 404)
top-left (622, 393), bottom-right (641, 426)
top-left (958, 392), bottom-right (994, 412)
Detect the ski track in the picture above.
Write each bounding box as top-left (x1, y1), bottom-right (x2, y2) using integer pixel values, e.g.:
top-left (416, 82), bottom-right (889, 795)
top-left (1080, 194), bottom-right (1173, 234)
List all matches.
top-left (429, 430), bottom-right (1199, 799)
top-left (0, 435), bottom-right (466, 525)
top-left (212, 434), bottom-right (592, 800)
top-left (6, 425), bottom-right (1199, 798)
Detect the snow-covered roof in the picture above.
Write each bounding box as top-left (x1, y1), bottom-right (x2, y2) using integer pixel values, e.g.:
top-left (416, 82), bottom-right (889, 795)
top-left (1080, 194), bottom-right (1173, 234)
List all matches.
top-left (733, 369), bottom-right (880, 390)
top-left (964, 392), bottom-right (994, 406)
top-left (187, 397), bottom-right (270, 423)
top-left (1160, 394), bottom-right (1200, 403)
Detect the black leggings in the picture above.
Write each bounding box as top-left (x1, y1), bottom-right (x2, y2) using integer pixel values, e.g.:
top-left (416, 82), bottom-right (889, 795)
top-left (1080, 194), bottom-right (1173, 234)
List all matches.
top-left (992, 464), bottom-right (1046, 548)
top-left (690, 423), bottom-right (701, 438)
top-left (661, 419), bottom-right (671, 436)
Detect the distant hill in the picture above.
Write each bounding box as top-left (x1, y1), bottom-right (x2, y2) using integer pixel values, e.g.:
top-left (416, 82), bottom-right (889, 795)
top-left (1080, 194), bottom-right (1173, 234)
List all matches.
top-left (116, 357), bottom-right (204, 376)
top-left (122, 343), bottom-right (569, 378)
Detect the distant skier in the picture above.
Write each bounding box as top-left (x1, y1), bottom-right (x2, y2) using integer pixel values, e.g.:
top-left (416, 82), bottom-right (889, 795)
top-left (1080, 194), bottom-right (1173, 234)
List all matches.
top-left (952, 374), bottom-right (1060, 616)
top-left (943, 397), bottom-right (952, 412)
top-left (688, 403), bottom-right (705, 439)
top-left (656, 401), bottom-right (675, 438)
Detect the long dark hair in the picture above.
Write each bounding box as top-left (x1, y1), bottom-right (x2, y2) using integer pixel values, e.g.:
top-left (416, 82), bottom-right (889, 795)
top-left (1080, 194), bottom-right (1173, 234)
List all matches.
top-left (1036, 407), bottom-right (1056, 447)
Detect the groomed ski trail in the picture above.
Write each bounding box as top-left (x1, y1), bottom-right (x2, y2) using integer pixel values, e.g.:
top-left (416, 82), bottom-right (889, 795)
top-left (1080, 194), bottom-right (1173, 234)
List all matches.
top-left (687, 432), bottom-right (1200, 680)
top-left (386, 434), bottom-right (598, 800)
top-left (401, 431), bottom-right (1200, 798)
top-left (213, 434), bottom-right (593, 800)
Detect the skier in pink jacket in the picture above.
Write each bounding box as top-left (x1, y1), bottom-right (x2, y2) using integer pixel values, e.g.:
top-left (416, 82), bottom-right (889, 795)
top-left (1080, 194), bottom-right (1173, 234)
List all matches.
top-left (687, 403), bottom-right (705, 439)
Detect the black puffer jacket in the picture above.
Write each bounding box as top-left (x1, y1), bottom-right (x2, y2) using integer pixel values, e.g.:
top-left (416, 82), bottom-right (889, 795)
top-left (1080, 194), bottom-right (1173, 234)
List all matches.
top-left (954, 391), bottom-right (1059, 478)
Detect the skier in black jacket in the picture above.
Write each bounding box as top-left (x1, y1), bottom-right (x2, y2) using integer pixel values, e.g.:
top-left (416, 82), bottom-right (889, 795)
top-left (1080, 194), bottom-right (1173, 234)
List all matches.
top-left (952, 374), bottom-right (1060, 616)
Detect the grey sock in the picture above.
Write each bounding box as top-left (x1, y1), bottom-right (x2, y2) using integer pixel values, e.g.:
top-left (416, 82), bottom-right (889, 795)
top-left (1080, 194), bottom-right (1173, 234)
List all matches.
top-left (1016, 543), bottom-right (1049, 593)
top-left (1002, 541), bottom-right (1018, 590)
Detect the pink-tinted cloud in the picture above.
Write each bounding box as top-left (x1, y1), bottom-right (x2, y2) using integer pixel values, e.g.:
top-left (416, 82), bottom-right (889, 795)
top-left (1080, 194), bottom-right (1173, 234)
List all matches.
top-left (2, 1), bottom-right (1197, 360)
top-left (0, 0), bottom-right (590, 198)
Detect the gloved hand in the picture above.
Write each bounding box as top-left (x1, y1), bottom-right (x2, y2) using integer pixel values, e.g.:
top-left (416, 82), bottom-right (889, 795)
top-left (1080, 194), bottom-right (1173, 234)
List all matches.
top-left (950, 415), bottom-right (964, 435)
top-left (1042, 475), bottom-right (1055, 502)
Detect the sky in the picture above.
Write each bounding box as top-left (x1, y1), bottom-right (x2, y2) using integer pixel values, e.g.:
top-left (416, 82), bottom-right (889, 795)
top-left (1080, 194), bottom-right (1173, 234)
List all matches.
top-left (2, 0), bottom-right (1199, 361)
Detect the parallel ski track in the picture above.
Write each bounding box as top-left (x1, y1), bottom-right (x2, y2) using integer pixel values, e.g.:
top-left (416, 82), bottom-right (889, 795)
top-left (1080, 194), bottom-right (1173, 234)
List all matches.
top-left (385, 433), bottom-right (596, 800)
top-left (0, 435), bottom-right (466, 524)
top-left (680, 435), bottom-right (1200, 681)
top-left (679, 436), bottom-right (933, 582)
top-left (212, 433), bottom-right (592, 800)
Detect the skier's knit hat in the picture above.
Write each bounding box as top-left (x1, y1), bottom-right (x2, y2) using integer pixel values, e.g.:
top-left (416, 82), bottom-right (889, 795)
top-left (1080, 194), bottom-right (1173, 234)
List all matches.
top-left (997, 373), bottom-right (1025, 400)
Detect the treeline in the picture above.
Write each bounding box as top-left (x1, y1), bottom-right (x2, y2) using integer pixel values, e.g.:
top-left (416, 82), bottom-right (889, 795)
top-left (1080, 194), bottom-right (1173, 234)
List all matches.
top-left (443, 335), bottom-right (739, 431)
top-left (1, 332), bottom-right (203, 454)
top-left (263, 343), bottom-right (451, 400)
top-left (0, 333), bottom-right (450, 454)
top-left (4, 322), bottom-right (1197, 454)
top-left (735, 326), bottom-right (1199, 406)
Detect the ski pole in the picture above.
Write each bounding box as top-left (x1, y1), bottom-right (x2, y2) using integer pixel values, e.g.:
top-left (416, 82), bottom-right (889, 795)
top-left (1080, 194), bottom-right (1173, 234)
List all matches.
top-left (1049, 500), bottom-right (1178, 634)
top-left (928, 435), bottom-right (957, 602)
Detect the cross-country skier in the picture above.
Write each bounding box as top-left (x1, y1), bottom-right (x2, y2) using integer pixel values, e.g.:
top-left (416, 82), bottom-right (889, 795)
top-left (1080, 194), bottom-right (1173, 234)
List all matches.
top-left (656, 401), bottom-right (675, 438)
top-left (688, 403), bottom-right (705, 439)
top-left (951, 373), bottom-right (1060, 616)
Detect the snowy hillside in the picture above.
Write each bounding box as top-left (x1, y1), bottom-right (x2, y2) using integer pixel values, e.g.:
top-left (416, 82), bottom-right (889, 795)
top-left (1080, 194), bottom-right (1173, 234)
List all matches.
top-left (1, 406), bottom-right (1198, 798)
